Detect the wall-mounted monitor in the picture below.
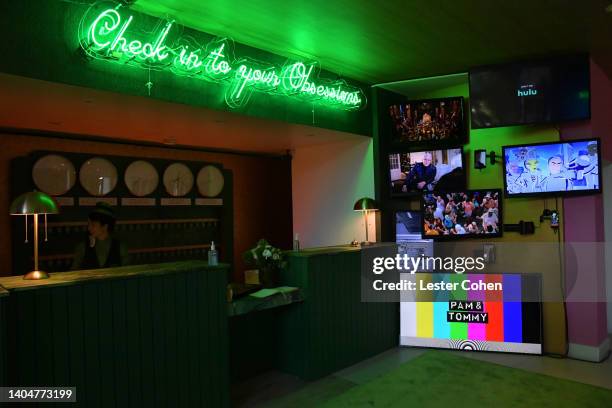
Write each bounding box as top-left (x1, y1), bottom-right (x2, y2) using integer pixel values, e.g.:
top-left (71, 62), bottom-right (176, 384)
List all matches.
top-left (395, 210), bottom-right (423, 241)
top-left (469, 55), bottom-right (590, 129)
top-left (400, 273), bottom-right (542, 355)
top-left (421, 189), bottom-right (503, 239)
top-left (502, 138), bottom-right (601, 198)
top-left (395, 210), bottom-right (434, 270)
top-left (389, 148), bottom-right (465, 196)
top-left (385, 97), bottom-right (467, 148)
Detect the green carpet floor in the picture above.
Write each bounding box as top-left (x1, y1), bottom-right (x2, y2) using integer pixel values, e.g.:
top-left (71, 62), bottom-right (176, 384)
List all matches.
top-left (316, 351), bottom-right (612, 408)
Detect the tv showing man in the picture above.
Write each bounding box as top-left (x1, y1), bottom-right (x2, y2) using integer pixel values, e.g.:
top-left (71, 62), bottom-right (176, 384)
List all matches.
top-left (388, 148), bottom-right (464, 195)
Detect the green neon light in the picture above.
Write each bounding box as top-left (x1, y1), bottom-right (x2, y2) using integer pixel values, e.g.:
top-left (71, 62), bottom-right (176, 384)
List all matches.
top-left (78, 2), bottom-right (366, 111)
top-left (86, 8), bottom-right (172, 63)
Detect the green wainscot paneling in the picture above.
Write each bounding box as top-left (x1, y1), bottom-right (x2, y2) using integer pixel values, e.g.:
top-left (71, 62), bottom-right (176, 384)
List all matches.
top-left (0, 261), bottom-right (229, 407)
top-left (277, 245), bottom-right (399, 380)
top-left (0, 288), bottom-right (7, 387)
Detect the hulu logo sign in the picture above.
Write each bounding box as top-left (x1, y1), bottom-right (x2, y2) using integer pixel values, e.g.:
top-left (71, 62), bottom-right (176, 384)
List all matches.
top-left (517, 87), bottom-right (538, 97)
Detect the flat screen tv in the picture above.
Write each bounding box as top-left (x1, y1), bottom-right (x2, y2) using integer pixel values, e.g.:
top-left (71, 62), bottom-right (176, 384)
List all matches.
top-left (396, 211), bottom-right (423, 241)
top-left (386, 97), bottom-right (467, 147)
top-left (503, 138), bottom-right (601, 197)
top-left (400, 272), bottom-right (542, 355)
top-left (396, 211), bottom-right (434, 270)
top-left (421, 189), bottom-right (503, 239)
top-left (389, 148), bottom-right (465, 196)
top-left (469, 55), bottom-right (590, 128)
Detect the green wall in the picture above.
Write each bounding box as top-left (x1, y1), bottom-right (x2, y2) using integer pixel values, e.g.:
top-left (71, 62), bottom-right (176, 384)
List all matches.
top-left (376, 80), bottom-right (562, 243)
top-left (374, 78), bottom-right (569, 354)
top-left (415, 81), bottom-right (561, 238)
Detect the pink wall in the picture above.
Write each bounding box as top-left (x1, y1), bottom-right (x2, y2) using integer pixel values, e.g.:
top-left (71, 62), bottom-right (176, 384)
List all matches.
top-left (292, 139), bottom-right (375, 248)
top-left (560, 59), bottom-right (610, 352)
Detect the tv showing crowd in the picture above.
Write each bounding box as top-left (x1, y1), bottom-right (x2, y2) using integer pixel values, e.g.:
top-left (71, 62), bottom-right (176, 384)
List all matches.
top-left (422, 190), bottom-right (501, 237)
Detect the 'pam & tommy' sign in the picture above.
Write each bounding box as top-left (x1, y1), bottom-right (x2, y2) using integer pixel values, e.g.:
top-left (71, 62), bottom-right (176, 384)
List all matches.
top-left (78, 2), bottom-right (366, 110)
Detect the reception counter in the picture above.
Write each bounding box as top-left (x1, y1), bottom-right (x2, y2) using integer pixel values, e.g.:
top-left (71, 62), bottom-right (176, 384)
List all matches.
top-left (0, 261), bottom-right (230, 408)
top-left (0, 245), bottom-right (399, 405)
top-left (277, 243), bottom-right (399, 380)
top-left (229, 244), bottom-right (399, 384)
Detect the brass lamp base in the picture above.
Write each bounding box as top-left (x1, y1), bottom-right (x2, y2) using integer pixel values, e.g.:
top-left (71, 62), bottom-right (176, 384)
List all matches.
top-left (23, 270), bottom-right (50, 280)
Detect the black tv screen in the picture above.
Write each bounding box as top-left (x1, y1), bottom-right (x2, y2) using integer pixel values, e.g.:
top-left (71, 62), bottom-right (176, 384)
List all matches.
top-left (469, 55), bottom-right (590, 128)
top-left (503, 138), bottom-right (601, 198)
top-left (421, 189), bottom-right (503, 239)
top-left (386, 97), bottom-right (467, 147)
top-left (396, 211), bottom-right (424, 241)
top-left (389, 148), bottom-right (465, 196)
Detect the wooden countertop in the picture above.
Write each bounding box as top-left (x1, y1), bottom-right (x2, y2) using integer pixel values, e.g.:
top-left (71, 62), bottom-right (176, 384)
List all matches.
top-left (0, 261), bottom-right (229, 292)
top-left (285, 243), bottom-right (396, 258)
top-left (0, 286), bottom-right (8, 297)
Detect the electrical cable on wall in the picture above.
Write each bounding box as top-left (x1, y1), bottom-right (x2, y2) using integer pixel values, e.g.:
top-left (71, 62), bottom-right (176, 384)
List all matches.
top-left (556, 196), bottom-right (569, 357)
top-left (311, 103), bottom-right (316, 125)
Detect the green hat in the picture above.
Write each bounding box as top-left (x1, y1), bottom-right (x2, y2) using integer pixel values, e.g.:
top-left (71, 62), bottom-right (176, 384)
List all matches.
top-left (89, 202), bottom-right (116, 220)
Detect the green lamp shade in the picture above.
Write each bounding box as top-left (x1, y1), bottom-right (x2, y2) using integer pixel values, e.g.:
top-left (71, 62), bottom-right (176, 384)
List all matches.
top-left (10, 191), bottom-right (59, 215)
top-left (353, 197), bottom-right (378, 212)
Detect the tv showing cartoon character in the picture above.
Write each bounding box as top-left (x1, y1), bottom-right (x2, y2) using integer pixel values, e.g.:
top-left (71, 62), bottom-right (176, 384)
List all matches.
top-left (503, 138), bottom-right (601, 198)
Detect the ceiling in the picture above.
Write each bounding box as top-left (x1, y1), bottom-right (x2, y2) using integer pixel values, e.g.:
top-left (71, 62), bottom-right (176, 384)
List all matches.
top-left (133, 0), bottom-right (612, 84)
top-left (377, 73), bottom-right (468, 97)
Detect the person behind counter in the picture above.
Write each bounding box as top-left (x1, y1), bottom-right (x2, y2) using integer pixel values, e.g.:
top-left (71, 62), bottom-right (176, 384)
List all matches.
top-left (71, 202), bottom-right (129, 270)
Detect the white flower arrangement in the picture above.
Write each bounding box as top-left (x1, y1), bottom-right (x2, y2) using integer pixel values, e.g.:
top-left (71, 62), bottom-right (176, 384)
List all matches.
top-left (243, 239), bottom-right (286, 270)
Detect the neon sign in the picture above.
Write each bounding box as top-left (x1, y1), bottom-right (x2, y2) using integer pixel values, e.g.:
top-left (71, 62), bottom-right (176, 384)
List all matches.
top-left (78, 2), bottom-right (366, 110)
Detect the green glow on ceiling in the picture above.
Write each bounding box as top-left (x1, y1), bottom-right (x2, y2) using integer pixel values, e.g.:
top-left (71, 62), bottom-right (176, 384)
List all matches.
top-left (78, 2), bottom-right (366, 111)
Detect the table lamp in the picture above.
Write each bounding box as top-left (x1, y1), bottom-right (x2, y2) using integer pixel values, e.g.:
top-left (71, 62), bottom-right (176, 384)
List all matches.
top-left (353, 197), bottom-right (378, 245)
top-left (9, 191), bottom-right (59, 279)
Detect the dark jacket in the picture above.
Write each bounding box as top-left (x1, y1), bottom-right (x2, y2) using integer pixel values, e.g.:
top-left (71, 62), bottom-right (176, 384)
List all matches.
top-left (81, 238), bottom-right (123, 269)
top-left (406, 163), bottom-right (436, 190)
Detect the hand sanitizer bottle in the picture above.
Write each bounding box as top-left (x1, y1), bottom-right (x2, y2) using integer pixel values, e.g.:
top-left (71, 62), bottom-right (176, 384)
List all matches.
top-left (293, 233), bottom-right (300, 251)
top-left (208, 241), bottom-right (218, 265)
